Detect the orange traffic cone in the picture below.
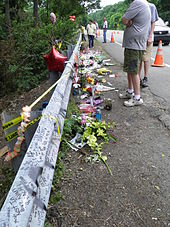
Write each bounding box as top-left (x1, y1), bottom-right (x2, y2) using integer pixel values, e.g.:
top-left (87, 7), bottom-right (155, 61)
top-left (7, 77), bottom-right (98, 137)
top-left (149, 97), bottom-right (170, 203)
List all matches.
top-left (152, 40), bottom-right (165, 67)
top-left (98, 30), bottom-right (100, 37)
top-left (110, 32), bottom-right (114, 43)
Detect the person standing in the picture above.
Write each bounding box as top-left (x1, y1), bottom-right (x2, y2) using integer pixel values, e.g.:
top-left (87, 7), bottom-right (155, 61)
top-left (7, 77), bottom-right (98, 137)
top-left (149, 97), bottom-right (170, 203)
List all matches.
top-left (86, 20), bottom-right (96, 48)
top-left (139, 2), bottom-right (159, 88)
top-left (81, 25), bottom-right (86, 41)
top-left (119, 0), bottom-right (151, 107)
top-left (103, 17), bottom-right (108, 43)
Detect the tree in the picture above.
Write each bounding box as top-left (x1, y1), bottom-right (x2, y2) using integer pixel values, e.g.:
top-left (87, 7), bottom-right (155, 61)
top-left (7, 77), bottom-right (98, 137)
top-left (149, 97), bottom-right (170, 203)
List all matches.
top-left (82, 0), bottom-right (101, 12)
top-left (90, 1), bottom-right (129, 29)
top-left (46, 0), bottom-right (49, 19)
top-left (5, 0), bottom-right (11, 32)
top-left (50, 0), bottom-right (100, 18)
top-left (159, 0), bottom-right (170, 22)
top-left (33, 0), bottom-right (38, 27)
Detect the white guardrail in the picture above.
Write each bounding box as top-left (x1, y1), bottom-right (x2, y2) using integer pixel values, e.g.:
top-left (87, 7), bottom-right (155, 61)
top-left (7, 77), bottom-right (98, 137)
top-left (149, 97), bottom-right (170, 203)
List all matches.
top-left (0, 34), bottom-right (81, 227)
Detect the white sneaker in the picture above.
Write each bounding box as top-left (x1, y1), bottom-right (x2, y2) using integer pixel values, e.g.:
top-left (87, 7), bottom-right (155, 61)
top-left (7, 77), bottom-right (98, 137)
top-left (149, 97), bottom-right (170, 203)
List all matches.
top-left (119, 90), bottom-right (134, 99)
top-left (124, 98), bottom-right (143, 107)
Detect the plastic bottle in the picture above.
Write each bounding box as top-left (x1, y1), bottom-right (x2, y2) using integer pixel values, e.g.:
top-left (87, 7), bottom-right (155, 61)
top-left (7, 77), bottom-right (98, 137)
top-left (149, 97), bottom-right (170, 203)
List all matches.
top-left (96, 107), bottom-right (101, 121)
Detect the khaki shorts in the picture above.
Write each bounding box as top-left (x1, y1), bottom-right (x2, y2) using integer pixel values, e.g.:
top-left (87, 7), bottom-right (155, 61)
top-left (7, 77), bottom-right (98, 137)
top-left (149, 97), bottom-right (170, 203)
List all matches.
top-left (123, 48), bottom-right (144, 74)
top-left (142, 42), bottom-right (153, 61)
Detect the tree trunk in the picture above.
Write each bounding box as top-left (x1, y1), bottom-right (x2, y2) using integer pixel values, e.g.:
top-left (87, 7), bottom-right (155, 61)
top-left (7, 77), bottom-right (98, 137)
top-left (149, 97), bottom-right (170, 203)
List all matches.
top-left (33, 0), bottom-right (38, 27)
top-left (5, 0), bottom-right (11, 32)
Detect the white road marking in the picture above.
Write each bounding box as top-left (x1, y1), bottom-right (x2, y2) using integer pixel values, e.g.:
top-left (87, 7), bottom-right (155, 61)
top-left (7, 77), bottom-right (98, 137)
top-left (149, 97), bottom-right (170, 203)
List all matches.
top-left (115, 41), bottom-right (122, 46)
top-left (164, 63), bottom-right (170, 67)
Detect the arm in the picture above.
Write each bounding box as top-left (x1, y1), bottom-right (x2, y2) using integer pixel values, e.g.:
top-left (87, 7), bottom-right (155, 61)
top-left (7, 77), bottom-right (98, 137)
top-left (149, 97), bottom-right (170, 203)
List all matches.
top-left (122, 0), bottom-right (138, 27)
top-left (122, 17), bottom-right (132, 26)
top-left (148, 5), bottom-right (159, 44)
top-left (147, 21), bottom-right (155, 44)
top-left (86, 25), bottom-right (89, 33)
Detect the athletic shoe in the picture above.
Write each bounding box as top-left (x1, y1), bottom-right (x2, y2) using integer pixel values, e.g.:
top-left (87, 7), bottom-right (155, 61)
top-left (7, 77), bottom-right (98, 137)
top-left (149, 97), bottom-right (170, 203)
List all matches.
top-left (124, 97), bottom-right (143, 107)
top-left (141, 77), bottom-right (148, 88)
top-left (119, 90), bottom-right (134, 99)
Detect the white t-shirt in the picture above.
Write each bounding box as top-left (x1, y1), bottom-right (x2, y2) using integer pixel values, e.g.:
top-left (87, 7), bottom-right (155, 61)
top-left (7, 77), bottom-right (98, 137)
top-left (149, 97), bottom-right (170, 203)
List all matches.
top-left (103, 20), bottom-right (108, 29)
top-left (122, 0), bottom-right (151, 50)
top-left (148, 3), bottom-right (159, 41)
top-left (87, 23), bottom-right (96, 36)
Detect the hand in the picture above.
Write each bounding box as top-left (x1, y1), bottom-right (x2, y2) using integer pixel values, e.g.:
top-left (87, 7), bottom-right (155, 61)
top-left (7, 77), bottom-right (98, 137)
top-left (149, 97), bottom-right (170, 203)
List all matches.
top-left (147, 35), bottom-right (152, 45)
top-left (127, 20), bottom-right (132, 27)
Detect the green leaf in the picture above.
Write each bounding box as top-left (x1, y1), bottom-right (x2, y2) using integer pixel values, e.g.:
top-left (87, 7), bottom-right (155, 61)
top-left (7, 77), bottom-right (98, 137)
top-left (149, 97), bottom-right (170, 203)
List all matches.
top-left (101, 155), bottom-right (107, 162)
top-left (109, 134), bottom-right (117, 143)
top-left (96, 128), bottom-right (106, 137)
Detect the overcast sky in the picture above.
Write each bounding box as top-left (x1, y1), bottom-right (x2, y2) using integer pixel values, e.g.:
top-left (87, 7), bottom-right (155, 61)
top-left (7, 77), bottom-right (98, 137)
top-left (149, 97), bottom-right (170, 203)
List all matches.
top-left (100, 0), bottom-right (122, 7)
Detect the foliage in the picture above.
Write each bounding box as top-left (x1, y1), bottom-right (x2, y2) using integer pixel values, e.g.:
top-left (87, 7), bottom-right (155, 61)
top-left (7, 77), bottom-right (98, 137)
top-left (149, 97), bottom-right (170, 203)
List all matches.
top-left (0, 0), bottom-right (100, 97)
top-left (0, 167), bottom-right (15, 209)
top-left (62, 97), bottom-right (83, 140)
top-left (82, 120), bottom-right (115, 175)
top-left (49, 149), bottom-right (66, 204)
top-left (44, 221), bottom-right (53, 227)
top-left (158, 0), bottom-right (170, 22)
top-left (90, 1), bottom-right (128, 30)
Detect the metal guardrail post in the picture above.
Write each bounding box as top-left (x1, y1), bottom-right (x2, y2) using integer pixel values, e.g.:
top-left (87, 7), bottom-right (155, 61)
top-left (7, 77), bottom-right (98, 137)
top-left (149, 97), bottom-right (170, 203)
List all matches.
top-left (0, 34), bottom-right (81, 227)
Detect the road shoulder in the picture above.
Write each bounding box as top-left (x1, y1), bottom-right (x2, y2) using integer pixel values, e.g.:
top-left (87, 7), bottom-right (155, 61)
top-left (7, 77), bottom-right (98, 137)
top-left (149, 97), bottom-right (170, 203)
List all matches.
top-left (49, 40), bottom-right (170, 227)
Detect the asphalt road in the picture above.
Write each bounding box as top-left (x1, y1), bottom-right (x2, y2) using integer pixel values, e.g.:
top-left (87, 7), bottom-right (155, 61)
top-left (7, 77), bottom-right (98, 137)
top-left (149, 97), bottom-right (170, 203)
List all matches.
top-left (97, 30), bottom-right (170, 109)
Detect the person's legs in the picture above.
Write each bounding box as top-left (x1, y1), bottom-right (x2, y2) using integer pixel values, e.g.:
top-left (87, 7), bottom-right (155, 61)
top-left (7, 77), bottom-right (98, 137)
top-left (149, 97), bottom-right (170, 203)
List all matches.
top-left (119, 72), bottom-right (134, 99)
top-left (140, 42), bottom-right (153, 87)
top-left (88, 35), bottom-right (90, 48)
top-left (131, 73), bottom-right (140, 96)
top-left (139, 60), bottom-right (144, 87)
top-left (91, 35), bottom-right (94, 47)
top-left (121, 48), bottom-right (144, 106)
top-left (139, 60), bottom-right (143, 79)
top-left (127, 73), bottom-right (133, 91)
top-left (124, 71), bottom-right (143, 107)
top-left (103, 30), bottom-right (106, 43)
top-left (119, 49), bottom-right (134, 99)
top-left (82, 34), bottom-right (86, 41)
top-left (144, 60), bottom-right (150, 78)
top-left (82, 34), bottom-right (84, 41)
top-left (88, 35), bottom-right (92, 48)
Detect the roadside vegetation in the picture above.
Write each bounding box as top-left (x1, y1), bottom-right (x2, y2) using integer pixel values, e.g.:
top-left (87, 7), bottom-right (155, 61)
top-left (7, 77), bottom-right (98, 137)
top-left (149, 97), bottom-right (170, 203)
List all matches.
top-left (0, 0), bottom-right (100, 214)
top-left (0, 0), bottom-right (100, 98)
